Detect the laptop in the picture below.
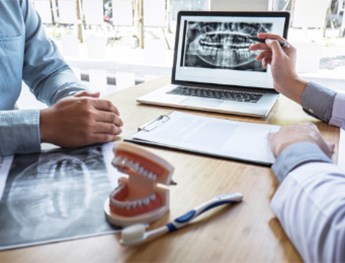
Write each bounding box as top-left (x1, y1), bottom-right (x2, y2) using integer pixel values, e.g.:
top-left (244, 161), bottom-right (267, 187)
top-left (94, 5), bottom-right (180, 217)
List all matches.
top-left (137, 11), bottom-right (290, 118)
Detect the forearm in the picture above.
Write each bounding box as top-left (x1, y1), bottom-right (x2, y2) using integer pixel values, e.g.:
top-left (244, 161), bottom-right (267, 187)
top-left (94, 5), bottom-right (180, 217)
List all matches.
top-left (0, 110), bottom-right (41, 156)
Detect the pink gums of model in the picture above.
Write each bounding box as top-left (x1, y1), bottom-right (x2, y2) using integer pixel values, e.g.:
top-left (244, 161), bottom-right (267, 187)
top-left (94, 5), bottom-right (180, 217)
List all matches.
top-left (104, 142), bottom-right (174, 226)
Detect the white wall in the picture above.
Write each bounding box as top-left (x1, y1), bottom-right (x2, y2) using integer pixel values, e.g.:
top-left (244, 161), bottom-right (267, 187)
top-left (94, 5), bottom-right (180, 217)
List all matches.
top-left (210, 0), bottom-right (272, 11)
top-left (292, 0), bottom-right (329, 28)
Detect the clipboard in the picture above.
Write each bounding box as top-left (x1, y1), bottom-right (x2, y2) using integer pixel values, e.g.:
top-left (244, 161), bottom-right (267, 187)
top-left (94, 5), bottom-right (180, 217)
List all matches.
top-left (124, 111), bottom-right (280, 166)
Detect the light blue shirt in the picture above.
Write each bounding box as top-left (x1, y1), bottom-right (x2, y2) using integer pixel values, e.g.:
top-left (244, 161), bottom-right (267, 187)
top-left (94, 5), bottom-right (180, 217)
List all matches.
top-left (0, 0), bottom-right (86, 156)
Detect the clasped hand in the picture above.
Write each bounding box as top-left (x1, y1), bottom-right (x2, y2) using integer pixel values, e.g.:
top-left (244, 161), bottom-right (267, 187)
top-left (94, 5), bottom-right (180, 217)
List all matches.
top-left (269, 123), bottom-right (334, 158)
top-left (40, 91), bottom-right (123, 148)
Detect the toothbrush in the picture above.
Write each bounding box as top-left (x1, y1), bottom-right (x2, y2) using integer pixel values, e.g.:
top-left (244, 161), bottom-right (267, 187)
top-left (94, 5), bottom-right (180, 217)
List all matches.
top-left (119, 192), bottom-right (243, 246)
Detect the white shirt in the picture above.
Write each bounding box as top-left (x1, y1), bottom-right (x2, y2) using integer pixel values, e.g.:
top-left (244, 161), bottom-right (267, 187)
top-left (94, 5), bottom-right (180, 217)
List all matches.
top-left (271, 82), bottom-right (345, 262)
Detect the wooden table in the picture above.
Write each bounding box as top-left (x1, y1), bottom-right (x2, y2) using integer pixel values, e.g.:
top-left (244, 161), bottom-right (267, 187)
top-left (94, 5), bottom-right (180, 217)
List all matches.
top-left (0, 77), bottom-right (340, 262)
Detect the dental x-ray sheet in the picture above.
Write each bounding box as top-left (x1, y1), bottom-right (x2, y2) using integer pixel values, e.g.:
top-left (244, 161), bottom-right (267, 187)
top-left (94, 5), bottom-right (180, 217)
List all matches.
top-left (137, 11), bottom-right (290, 118)
top-left (0, 143), bottom-right (121, 251)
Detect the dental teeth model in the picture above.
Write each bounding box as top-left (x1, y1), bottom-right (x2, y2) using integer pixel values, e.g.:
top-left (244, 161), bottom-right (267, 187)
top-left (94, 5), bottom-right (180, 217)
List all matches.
top-left (104, 142), bottom-right (174, 227)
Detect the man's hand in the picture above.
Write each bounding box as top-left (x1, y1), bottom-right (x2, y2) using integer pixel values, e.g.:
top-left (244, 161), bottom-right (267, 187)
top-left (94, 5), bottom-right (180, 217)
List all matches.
top-left (268, 123), bottom-right (335, 158)
top-left (39, 94), bottom-right (123, 148)
top-left (249, 33), bottom-right (308, 104)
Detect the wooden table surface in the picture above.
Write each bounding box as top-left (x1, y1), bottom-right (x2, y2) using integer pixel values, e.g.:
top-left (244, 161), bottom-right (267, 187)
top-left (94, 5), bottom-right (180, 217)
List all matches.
top-left (0, 77), bottom-right (340, 262)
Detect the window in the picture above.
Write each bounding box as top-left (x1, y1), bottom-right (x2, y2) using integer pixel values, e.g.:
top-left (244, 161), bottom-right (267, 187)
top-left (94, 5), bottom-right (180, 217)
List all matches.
top-left (31, 0), bottom-right (345, 80)
top-left (273, 0), bottom-right (345, 75)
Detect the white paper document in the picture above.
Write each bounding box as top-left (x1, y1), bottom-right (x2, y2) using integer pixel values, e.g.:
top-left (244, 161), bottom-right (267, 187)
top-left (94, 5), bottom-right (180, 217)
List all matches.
top-left (125, 111), bottom-right (280, 165)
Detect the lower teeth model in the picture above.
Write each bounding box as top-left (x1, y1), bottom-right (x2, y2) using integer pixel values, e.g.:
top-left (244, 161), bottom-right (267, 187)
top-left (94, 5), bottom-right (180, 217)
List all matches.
top-left (104, 142), bottom-right (174, 227)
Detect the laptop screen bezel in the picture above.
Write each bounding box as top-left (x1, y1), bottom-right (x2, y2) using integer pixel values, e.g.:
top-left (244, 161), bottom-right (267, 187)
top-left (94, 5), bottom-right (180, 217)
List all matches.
top-left (171, 11), bottom-right (290, 93)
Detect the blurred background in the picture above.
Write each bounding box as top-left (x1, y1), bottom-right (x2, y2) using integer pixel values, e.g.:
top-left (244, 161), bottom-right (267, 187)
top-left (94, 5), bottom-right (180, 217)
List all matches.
top-left (19, 0), bottom-right (345, 108)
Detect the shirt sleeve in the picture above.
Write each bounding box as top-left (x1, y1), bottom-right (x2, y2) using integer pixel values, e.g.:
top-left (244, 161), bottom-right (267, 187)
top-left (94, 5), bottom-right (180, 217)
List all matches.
top-left (271, 161), bottom-right (345, 262)
top-left (0, 110), bottom-right (40, 156)
top-left (0, 1), bottom-right (87, 156)
top-left (271, 141), bottom-right (345, 262)
top-left (272, 141), bottom-right (332, 183)
top-left (329, 92), bottom-right (345, 128)
top-left (22, 0), bottom-right (87, 106)
top-left (301, 81), bottom-right (336, 123)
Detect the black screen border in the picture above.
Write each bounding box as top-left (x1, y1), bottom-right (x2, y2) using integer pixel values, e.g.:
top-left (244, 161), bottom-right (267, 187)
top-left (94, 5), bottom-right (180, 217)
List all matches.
top-left (171, 11), bottom-right (290, 92)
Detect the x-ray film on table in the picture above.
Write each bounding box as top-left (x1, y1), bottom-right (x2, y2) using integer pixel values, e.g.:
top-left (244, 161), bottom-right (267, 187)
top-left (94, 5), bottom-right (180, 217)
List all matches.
top-left (0, 143), bottom-right (121, 251)
top-left (137, 11), bottom-right (290, 118)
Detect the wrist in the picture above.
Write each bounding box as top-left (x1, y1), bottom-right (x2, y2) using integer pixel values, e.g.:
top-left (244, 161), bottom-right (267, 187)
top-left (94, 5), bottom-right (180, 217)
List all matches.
top-left (39, 109), bottom-right (51, 143)
top-left (274, 77), bottom-right (308, 104)
top-left (272, 142), bottom-right (332, 183)
top-left (289, 78), bottom-right (309, 104)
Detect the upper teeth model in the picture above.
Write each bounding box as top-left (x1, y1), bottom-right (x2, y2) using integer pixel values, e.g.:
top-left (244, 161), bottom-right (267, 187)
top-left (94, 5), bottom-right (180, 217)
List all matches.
top-left (104, 142), bottom-right (174, 227)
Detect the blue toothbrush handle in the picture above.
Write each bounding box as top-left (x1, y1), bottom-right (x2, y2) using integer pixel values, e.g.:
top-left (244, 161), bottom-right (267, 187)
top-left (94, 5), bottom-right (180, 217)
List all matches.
top-left (166, 192), bottom-right (243, 232)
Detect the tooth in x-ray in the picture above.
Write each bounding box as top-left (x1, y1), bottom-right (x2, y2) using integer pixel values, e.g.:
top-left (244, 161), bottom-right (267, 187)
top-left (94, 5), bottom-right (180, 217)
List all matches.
top-left (184, 22), bottom-right (272, 71)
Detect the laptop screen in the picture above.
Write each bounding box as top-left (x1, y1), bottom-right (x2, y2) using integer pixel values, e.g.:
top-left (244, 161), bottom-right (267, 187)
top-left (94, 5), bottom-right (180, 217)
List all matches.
top-left (172, 11), bottom-right (290, 90)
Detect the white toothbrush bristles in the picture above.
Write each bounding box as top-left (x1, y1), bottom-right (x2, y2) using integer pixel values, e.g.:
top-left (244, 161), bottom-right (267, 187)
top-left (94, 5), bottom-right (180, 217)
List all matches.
top-left (120, 224), bottom-right (147, 245)
top-left (120, 223), bottom-right (169, 246)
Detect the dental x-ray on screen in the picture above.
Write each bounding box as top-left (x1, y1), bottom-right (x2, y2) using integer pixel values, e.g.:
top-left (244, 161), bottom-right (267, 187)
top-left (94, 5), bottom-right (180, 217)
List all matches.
top-left (137, 11), bottom-right (290, 118)
top-left (183, 21), bottom-right (272, 72)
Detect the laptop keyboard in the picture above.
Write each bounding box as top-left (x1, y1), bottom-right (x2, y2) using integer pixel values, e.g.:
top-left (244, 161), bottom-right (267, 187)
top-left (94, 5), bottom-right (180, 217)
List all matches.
top-left (167, 86), bottom-right (262, 103)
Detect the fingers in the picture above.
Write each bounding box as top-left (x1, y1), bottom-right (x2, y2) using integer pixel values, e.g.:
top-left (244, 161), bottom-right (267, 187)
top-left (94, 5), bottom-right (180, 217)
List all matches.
top-left (88, 99), bottom-right (124, 137)
top-left (257, 32), bottom-right (286, 41)
top-left (92, 98), bottom-right (121, 115)
top-left (255, 50), bottom-right (272, 61)
top-left (262, 57), bottom-right (272, 68)
top-left (268, 122), bottom-right (335, 158)
top-left (249, 42), bottom-right (270, 52)
top-left (265, 39), bottom-right (285, 59)
top-left (267, 130), bottom-right (282, 157)
top-left (85, 133), bottom-right (119, 145)
top-left (40, 95), bottom-right (125, 148)
top-left (82, 123), bottom-right (122, 146)
top-left (253, 50), bottom-right (272, 68)
top-left (74, 91), bottom-right (101, 98)
top-left (309, 124), bottom-right (334, 158)
top-left (249, 33), bottom-right (291, 66)
top-left (88, 98), bottom-right (124, 127)
top-left (75, 97), bottom-right (124, 127)
top-left (93, 122), bottom-right (122, 135)
top-left (95, 111), bottom-right (123, 127)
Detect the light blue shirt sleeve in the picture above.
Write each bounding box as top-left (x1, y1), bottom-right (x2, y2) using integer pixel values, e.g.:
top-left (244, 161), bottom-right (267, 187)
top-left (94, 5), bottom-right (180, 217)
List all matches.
top-left (22, 4), bottom-right (87, 106)
top-left (0, 110), bottom-right (40, 155)
top-left (0, 0), bottom-right (87, 156)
